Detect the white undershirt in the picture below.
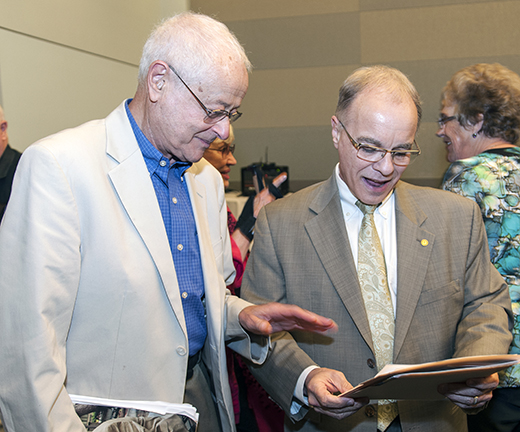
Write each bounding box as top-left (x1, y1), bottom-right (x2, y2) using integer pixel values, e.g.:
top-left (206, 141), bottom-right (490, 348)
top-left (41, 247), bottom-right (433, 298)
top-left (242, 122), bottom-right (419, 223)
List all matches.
top-left (292, 164), bottom-right (398, 411)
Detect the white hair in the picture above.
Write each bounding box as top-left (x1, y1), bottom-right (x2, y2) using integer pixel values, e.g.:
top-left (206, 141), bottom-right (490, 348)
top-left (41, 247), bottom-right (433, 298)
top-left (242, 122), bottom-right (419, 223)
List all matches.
top-left (137, 12), bottom-right (252, 87)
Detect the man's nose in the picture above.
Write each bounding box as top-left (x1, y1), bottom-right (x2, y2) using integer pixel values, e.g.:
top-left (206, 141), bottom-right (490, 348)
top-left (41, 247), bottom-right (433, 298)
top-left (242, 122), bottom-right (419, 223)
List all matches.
top-left (212, 118), bottom-right (230, 141)
top-left (373, 152), bottom-right (395, 175)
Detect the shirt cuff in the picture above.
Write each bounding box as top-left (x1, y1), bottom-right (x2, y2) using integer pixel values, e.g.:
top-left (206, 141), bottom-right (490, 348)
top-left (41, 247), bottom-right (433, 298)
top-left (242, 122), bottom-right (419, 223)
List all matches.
top-left (290, 365), bottom-right (320, 415)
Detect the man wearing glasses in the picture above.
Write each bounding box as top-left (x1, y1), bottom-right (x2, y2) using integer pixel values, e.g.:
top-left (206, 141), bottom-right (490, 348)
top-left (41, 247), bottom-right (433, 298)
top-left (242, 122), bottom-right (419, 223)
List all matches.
top-left (241, 65), bottom-right (513, 432)
top-left (0, 12), bottom-right (338, 432)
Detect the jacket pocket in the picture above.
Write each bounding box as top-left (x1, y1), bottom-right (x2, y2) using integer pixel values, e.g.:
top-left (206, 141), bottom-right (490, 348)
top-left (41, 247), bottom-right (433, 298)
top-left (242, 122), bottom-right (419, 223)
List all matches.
top-left (418, 279), bottom-right (461, 306)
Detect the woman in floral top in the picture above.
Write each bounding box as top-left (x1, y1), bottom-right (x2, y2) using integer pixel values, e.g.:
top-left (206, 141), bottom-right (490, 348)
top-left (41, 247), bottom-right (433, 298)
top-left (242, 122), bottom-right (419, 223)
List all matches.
top-left (438, 63), bottom-right (520, 432)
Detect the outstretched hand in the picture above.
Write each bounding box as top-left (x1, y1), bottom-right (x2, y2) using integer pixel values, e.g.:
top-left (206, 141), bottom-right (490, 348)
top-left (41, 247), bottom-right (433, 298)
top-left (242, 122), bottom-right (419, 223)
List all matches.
top-left (238, 302), bottom-right (338, 336)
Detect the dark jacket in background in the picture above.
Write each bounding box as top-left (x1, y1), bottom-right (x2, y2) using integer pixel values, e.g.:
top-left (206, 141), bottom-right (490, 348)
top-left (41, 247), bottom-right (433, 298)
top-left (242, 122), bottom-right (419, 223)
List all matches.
top-left (0, 144), bottom-right (22, 221)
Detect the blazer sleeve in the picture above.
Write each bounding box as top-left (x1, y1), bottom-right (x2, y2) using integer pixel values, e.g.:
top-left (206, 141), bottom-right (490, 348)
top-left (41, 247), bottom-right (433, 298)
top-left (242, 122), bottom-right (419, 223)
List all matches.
top-left (0, 145), bottom-right (86, 431)
top-left (453, 200), bottom-right (514, 357)
top-left (241, 207), bottom-right (318, 417)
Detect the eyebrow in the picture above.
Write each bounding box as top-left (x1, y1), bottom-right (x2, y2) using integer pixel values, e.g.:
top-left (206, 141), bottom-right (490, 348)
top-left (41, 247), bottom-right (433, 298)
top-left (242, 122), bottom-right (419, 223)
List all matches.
top-left (213, 97), bottom-right (241, 112)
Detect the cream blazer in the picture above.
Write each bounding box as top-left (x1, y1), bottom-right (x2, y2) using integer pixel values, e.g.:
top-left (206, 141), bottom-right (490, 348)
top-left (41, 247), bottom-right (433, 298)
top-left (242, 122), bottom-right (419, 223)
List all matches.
top-left (0, 101), bottom-right (266, 432)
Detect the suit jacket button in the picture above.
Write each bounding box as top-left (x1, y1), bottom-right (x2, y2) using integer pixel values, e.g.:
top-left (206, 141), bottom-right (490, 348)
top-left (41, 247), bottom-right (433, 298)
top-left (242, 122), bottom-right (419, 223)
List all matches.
top-left (367, 358), bottom-right (376, 368)
top-left (365, 405), bottom-right (376, 417)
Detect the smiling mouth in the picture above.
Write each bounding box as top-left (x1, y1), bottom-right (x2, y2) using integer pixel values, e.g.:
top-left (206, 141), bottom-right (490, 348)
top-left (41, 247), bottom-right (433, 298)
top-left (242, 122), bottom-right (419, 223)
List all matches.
top-left (364, 177), bottom-right (390, 188)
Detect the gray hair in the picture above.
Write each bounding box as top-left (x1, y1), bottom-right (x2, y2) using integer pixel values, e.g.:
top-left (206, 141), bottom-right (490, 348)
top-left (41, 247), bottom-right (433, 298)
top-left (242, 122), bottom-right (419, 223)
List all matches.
top-left (442, 63), bottom-right (520, 144)
top-left (137, 12), bottom-right (252, 88)
top-left (336, 65), bottom-right (422, 127)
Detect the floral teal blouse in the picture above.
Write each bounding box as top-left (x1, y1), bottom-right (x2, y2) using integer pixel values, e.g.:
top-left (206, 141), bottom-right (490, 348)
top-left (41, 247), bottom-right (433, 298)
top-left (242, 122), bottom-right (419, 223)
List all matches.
top-left (442, 147), bottom-right (520, 388)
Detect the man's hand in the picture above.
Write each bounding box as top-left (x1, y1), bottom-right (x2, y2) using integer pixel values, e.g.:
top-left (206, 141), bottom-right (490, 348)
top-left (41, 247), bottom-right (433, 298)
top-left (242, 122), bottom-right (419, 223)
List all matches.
top-left (305, 368), bottom-right (368, 419)
top-left (437, 373), bottom-right (498, 413)
top-left (238, 302), bottom-right (338, 336)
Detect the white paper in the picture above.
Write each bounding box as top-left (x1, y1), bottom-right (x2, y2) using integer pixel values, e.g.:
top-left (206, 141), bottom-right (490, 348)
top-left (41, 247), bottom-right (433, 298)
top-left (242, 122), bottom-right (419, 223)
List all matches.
top-left (339, 354), bottom-right (520, 400)
top-left (69, 394), bottom-right (199, 423)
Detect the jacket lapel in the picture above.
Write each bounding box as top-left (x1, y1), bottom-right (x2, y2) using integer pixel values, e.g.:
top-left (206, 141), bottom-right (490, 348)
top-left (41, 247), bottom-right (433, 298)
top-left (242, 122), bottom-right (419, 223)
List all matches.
top-left (304, 176), bottom-right (374, 351)
top-left (105, 102), bottom-right (188, 337)
top-left (185, 170), bottom-right (225, 332)
top-left (393, 182), bottom-right (435, 360)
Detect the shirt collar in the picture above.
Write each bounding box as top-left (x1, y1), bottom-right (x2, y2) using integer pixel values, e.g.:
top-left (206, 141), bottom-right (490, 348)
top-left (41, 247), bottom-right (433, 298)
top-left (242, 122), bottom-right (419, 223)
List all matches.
top-left (334, 163), bottom-right (393, 220)
top-left (124, 99), bottom-right (192, 179)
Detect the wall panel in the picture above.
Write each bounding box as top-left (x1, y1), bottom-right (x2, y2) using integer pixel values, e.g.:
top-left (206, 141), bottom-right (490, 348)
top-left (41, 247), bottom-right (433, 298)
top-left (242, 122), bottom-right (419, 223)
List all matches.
top-left (191, 0), bottom-right (520, 189)
top-left (0, 0), bottom-right (188, 151)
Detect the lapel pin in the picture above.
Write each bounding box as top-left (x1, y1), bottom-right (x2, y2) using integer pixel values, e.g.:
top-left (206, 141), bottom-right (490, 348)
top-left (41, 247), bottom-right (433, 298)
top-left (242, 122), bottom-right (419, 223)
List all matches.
top-left (420, 239), bottom-right (429, 247)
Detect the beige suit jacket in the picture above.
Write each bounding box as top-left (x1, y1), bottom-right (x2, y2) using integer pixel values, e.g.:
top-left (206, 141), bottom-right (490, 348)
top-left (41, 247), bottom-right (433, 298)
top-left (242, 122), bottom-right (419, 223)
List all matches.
top-left (242, 173), bottom-right (513, 432)
top-left (0, 101), bottom-right (265, 432)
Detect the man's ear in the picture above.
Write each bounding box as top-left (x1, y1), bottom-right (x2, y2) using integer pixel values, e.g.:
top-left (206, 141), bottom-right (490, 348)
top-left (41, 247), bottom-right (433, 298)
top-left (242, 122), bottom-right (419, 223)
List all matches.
top-left (147, 61), bottom-right (168, 102)
top-left (331, 116), bottom-right (341, 149)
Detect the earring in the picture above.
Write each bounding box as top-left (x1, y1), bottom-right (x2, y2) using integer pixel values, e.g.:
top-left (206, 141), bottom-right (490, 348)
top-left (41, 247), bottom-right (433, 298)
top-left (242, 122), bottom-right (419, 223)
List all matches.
top-left (472, 133), bottom-right (477, 138)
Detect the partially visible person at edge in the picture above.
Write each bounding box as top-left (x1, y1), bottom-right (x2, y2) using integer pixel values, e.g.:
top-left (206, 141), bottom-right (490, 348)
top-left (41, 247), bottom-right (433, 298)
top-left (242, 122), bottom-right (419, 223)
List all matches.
top-left (0, 104), bottom-right (22, 222)
top-left (439, 63), bottom-right (520, 432)
top-left (204, 126), bottom-right (287, 432)
top-left (0, 12), bottom-right (338, 432)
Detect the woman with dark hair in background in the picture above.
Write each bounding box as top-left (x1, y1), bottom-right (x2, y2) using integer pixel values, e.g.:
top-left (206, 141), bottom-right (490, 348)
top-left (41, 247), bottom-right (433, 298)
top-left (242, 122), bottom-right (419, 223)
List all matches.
top-left (204, 126), bottom-right (286, 432)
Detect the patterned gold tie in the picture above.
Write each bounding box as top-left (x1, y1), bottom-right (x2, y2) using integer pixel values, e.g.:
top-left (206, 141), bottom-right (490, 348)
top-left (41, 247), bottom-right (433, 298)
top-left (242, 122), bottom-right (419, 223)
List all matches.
top-left (356, 201), bottom-right (398, 431)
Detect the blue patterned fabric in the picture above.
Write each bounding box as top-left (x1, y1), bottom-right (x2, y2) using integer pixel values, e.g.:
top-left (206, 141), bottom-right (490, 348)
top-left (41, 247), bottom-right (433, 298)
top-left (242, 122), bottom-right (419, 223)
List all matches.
top-left (125, 100), bottom-right (206, 355)
top-left (442, 147), bottom-right (520, 387)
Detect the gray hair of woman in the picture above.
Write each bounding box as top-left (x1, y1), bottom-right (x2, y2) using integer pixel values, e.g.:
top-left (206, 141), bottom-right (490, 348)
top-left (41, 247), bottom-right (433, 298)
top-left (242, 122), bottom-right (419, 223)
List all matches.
top-left (441, 63), bottom-right (520, 144)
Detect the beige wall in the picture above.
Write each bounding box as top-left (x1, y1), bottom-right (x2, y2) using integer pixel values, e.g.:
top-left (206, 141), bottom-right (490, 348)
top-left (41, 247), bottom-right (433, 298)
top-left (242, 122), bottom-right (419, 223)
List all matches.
top-left (191, 0), bottom-right (520, 189)
top-left (0, 0), bottom-right (188, 151)
top-left (2, 0), bottom-right (519, 189)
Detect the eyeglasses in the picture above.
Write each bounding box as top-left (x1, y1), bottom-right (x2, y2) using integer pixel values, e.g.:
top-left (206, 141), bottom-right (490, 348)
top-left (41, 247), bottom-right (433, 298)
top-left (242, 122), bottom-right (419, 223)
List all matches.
top-left (167, 64), bottom-right (242, 124)
top-left (437, 114), bottom-right (458, 128)
top-left (206, 144), bottom-right (236, 157)
top-left (338, 119), bottom-right (421, 166)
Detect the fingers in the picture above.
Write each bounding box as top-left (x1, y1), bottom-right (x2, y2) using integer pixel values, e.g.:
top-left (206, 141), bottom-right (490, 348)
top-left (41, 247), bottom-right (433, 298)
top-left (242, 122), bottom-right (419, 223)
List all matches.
top-left (238, 303), bottom-right (338, 336)
top-left (264, 303), bottom-right (338, 334)
top-left (305, 368), bottom-right (367, 420)
top-left (252, 173), bottom-right (287, 217)
top-left (313, 398), bottom-right (368, 420)
top-left (271, 172), bottom-right (287, 188)
top-left (289, 306), bottom-right (339, 334)
top-left (438, 373), bottom-right (498, 410)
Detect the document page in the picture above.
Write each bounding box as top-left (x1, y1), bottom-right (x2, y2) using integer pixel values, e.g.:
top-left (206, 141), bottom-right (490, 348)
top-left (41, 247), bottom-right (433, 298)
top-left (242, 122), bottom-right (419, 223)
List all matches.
top-left (339, 354), bottom-right (520, 400)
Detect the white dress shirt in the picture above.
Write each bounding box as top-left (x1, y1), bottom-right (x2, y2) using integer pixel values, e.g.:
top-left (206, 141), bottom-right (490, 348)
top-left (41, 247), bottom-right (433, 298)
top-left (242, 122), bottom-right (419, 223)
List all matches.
top-left (293, 164), bottom-right (398, 409)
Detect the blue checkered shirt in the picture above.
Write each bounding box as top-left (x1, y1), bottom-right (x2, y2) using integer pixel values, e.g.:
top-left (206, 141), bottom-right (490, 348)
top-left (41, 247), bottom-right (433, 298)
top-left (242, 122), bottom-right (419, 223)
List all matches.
top-left (125, 100), bottom-right (206, 355)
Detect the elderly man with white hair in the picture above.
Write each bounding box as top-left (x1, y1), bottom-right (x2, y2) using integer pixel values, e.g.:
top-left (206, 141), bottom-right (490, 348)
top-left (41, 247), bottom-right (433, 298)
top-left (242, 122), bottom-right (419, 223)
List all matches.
top-left (0, 12), bottom-right (337, 432)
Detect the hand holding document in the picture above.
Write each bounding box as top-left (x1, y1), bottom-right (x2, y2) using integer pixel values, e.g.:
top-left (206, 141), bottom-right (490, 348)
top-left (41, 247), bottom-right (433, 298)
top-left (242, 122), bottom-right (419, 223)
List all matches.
top-left (340, 354), bottom-right (520, 400)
